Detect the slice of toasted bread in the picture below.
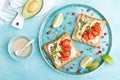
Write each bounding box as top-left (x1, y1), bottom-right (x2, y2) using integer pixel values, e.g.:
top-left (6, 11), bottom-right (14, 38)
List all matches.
top-left (72, 14), bottom-right (106, 47)
top-left (44, 32), bottom-right (82, 69)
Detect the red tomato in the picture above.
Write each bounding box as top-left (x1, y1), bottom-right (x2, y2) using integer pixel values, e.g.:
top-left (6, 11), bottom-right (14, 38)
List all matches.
top-left (82, 33), bottom-right (89, 41)
top-left (92, 25), bottom-right (101, 32)
top-left (88, 32), bottom-right (95, 40)
top-left (59, 51), bottom-right (71, 58)
top-left (60, 39), bottom-right (71, 47)
top-left (82, 22), bottom-right (101, 40)
top-left (92, 30), bottom-right (100, 36)
top-left (64, 46), bottom-right (71, 52)
top-left (85, 26), bottom-right (89, 31)
top-left (64, 51), bottom-right (71, 57)
top-left (62, 57), bottom-right (69, 61)
top-left (95, 22), bottom-right (101, 26)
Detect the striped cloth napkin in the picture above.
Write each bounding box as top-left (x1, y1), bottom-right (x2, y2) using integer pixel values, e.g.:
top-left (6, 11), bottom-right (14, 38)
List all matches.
top-left (0, 0), bottom-right (56, 27)
top-left (0, 0), bottom-right (26, 27)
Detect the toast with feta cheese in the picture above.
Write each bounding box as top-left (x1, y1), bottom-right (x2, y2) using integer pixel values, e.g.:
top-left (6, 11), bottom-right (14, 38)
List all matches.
top-left (72, 14), bottom-right (106, 47)
top-left (44, 32), bottom-right (82, 69)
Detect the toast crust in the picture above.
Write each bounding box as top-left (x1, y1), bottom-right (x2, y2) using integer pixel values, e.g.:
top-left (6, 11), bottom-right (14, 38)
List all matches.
top-left (72, 14), bottom-right (106, 47)
top-left (44, 32), bottom-right (82, 69)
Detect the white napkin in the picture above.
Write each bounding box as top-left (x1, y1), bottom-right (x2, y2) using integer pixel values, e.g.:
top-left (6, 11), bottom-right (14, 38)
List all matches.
top-left (37, 0), bottom-right (56, 16)
top-left (0, 0), bottom-right (26, 27)
top-left (0, 0), bottom-right (56, 27)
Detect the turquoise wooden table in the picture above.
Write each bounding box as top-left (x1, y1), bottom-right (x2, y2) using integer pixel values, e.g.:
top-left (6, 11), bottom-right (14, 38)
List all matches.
top-left (0, 0), bottom-right (120, 80)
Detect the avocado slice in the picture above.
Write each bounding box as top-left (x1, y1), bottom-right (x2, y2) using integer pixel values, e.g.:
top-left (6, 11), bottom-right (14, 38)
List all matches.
top-left (80, 21), bottom-right (91, 35)
top-left (22, 0), bottom-right (43, 18)
top-left (77, 21), bottom-right (91, 36)
top-left (89, 20), bottom-right (99, 28)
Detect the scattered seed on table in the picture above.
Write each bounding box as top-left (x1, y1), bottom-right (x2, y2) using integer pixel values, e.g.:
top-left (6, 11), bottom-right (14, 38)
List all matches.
top-left (89, 48), bottom-right (92, 50)
top-left (96, 50), bottom-right (102, 55)
top-left (63, 26), bottom-right (66, 30)
top-left (68, 21), bottom-right (72, 24)
top-left (102, 41), bottom-right (106, 43)
top-left (54, 31), bottom-right (58, 37)
top-left (46, 31), bottom-right (51, 34)
top-left (45, 56), bottom-right (48, 60)
top-left (64, 16), bottom-right (67, 20)
top-left (49, 25), bottom-right (53, 29)
top-left (101, 35), bottom-right (104, 39)
top-left (106, 43), bottom-right (109, 46)
top-left (81, 9), bottom-right (83, 12)
top-left (87, 9), bottom-right (90, 12)
top-left (104, 32), bottom-right (107, 36)
top-left (76, 68), bottom-right (81, 74)
top-left (47, 36), bottom-right (50, 40)
top-left (73, 63), bottom-right (75, 66)
top-left (66, 12), bottom-right (69, 14)
top-left (86, 48), bottom-right (89, 51)
top-left (72, 12), bottom-right (75, 16)
top-left (86, 48), bottom-right (92, 51)
top-left (69, 66), bottom-right (73, 69)
top-left (102, 48), bottom-right (105, 51)
top-left (98, 46), bottom-right (101, 49)
top-left (80, 51), bottom-right (83, 54)
top-left (66, 68), bottom-right (69, 71)
top-left (90, 50), bottom-right (93, 52)
top-left (91, 12), bottom-right (94, 16)
top-left (98, 50), bottom-right (102, 53)
top-left (62, 67), bottom-right (66, 70)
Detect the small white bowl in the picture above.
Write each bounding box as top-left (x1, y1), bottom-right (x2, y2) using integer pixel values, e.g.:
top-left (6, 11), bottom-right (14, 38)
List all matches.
top-left (8, 35), bottom-right (34, 61)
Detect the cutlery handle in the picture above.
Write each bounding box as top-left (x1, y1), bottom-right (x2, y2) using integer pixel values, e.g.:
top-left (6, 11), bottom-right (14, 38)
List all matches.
top-left (11, 9), bottom-right (24, 29)
top-left (21, 39), bottom-right (35, 52)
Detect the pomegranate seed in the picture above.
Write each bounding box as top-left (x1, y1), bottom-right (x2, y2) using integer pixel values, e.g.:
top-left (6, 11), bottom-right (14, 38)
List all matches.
top-left (96, 50), bottom-right (102, 55)
top-left (76, 68), bottom-right (81, 74)
top-left (98, 50), bottom-right (102, 53)
top-left (73, 64), bottom-right (75, 66)
top-left (69, 66), bottom-right (73, 69)
top-left (49, 25), bottom-right (53, 28)
top-left (106, 43), bottom-right (109, 46)
top-left (96, 52), bottom-right (99, 55)
top-left (98, 46), bottom-right (101, 49)
top-left (66, 68), bottom-right (69, 71)
top-left (72, 12), bottom-right (75, 15)
top-left (45, 56), bottom-right (48, 60)
top-left (104, 32), bottom-right (107, 36)
top-left (80, 51), bottom-right (83, 54)
top-left (87, 9), bottom-right (90, 12)
top-left (46, 31), bottom-right (51, 34)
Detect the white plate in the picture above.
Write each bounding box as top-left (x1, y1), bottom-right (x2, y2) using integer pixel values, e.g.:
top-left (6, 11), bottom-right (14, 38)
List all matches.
top-left (36, 0), bottom-right (56, 16)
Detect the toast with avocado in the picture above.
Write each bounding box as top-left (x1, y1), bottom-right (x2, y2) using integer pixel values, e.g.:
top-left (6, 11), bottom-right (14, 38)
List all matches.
top-left (72, 14), bottom-right (106, 47)
top-left (44, 32), bottom-right (82, 69)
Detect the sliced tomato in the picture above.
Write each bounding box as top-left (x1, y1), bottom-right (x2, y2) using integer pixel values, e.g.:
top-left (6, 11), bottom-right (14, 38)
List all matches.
top-left (62, 57), bottom-right (69, 61)
top-left (85, 26), bottom-right (89, 31)
top-left (60, 56), bottom-right (69, 61)
top-left (95, 22), bottom-right (101, 26)
top-left (92, 30), bottom-right (100, 36)
top-left (64, 51), bottom-right (71, 57)
top-left (64, 45), bottom-right (71, 52)
top-left (92, 25), bottom-right (101, 32)
top-left (59, 51), bottom-right (71, 58)
top-left (60, 39), bottom-right (71, 47)
top-left (82, 33), bottom-right (89, 41)
top-left (59, 51), bottom-right (70, 61)
top-left (88, 32), bottom-right (95, 40)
